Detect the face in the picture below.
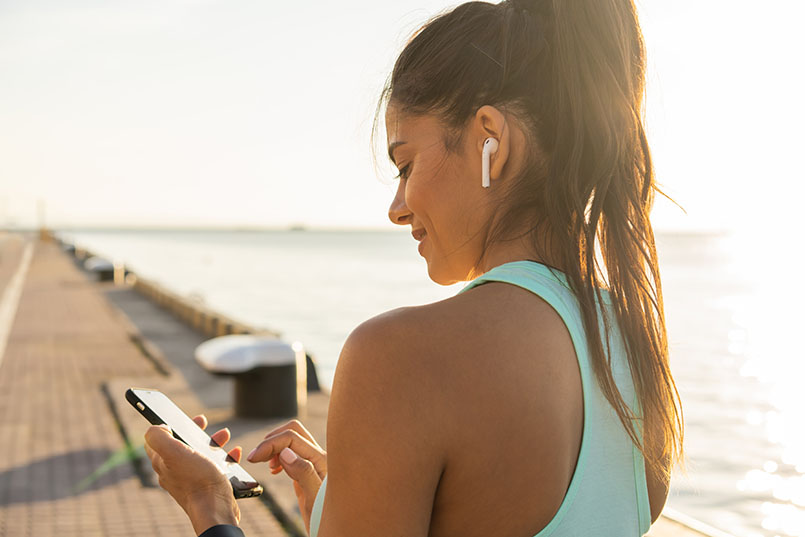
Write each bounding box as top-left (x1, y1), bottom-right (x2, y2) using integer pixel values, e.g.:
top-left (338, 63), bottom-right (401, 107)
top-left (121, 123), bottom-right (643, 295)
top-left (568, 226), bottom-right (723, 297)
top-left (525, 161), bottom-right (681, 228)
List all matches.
top-left (386, 104), bottom-right (491, 285)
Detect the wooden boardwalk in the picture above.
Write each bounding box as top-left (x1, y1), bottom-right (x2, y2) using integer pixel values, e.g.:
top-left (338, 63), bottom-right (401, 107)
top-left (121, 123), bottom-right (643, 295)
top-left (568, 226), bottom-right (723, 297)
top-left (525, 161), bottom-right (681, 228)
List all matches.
top-left (0, 232), bottom-right (724, 537)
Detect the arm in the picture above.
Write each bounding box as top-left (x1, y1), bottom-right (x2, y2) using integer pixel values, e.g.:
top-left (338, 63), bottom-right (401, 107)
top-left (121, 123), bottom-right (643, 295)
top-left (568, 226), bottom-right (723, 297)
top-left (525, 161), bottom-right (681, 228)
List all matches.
top-left (315, 312), bottom-right (447, 536)
top-left (240, 309), bottom-right (448, 535)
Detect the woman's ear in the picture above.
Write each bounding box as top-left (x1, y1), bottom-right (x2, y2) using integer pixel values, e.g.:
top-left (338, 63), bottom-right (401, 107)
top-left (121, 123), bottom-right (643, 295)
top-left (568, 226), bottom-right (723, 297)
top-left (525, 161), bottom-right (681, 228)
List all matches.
top-left (474, 105), bottom-right (510, 185)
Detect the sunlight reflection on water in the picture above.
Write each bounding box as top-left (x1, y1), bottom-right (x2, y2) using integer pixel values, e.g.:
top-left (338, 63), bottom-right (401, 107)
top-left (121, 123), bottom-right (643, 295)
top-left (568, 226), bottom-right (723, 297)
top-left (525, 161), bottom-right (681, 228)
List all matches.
top-left (719, 232), bottom-right (805, 537)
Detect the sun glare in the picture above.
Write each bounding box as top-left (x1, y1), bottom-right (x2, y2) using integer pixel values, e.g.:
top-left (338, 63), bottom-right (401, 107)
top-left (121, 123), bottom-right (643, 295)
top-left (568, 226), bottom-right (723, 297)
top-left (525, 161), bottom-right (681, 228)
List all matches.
top-left (719, 231), bottom-right (805, 536)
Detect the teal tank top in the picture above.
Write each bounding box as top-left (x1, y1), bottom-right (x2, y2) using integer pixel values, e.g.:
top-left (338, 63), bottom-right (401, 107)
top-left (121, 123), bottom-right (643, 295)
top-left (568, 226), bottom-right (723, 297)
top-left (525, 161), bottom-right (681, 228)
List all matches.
top-left (310, 260), bottom-right (652, 536)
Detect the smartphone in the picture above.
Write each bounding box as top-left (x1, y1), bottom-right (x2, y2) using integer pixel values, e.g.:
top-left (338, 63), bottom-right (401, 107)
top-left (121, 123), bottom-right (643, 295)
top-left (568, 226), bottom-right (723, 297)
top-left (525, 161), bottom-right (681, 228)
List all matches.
top-left (126, 388), bottom-right (263, 499)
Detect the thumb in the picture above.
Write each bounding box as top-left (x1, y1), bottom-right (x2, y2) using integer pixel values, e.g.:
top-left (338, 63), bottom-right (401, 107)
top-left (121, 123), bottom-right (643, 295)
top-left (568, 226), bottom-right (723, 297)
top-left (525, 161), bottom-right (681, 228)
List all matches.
top-left (145, 425), bottom-right (189, 462)
top-left (279, 447), bottom-right (321, 496)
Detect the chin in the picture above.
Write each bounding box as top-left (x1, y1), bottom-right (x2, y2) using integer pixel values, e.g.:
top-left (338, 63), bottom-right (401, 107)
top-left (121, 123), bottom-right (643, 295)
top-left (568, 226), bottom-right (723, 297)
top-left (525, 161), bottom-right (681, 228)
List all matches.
top-left (425, 259), bottom-right (464, 286)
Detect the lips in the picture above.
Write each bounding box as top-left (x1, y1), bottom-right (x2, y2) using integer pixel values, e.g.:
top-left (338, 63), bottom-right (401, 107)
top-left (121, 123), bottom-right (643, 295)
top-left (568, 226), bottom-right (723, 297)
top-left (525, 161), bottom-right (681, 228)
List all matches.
top-left (411, 228), bottom-right (427, 241)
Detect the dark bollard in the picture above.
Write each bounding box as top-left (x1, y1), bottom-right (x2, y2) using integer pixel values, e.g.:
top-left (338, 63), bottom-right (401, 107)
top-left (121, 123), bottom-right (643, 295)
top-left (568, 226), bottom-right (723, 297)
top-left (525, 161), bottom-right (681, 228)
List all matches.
top-left (233, 364), bottom-right (298, 418)
top-left (306, 354), bottom-right (321, 392)
top-left (84, 257), bottom-right (115, 281)
top-left (195, 336), bottom-right (307, 419)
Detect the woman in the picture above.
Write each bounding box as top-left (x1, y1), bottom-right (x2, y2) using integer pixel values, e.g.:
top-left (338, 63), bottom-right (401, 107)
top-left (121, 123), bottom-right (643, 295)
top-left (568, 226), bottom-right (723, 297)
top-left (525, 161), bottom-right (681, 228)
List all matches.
top-left (144, 0), bottom-right (683, 535)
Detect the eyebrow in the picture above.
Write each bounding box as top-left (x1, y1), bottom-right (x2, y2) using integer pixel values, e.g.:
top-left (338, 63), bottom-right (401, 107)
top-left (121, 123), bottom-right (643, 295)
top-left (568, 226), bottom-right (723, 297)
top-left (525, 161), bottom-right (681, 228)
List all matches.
top-left (388, 141), bottom-right (406, 165)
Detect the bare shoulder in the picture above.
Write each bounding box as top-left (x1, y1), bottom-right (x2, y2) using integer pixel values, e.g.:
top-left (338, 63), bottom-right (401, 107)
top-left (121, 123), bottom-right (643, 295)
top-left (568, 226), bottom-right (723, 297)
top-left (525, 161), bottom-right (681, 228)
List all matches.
top-left (323, 282), bottom-right (584, 535)
top-left (330, 302), bottom-right (452, 411)
top-left (326, 281), bottom-right (583, 535)
top-left (334, 280), bottom-right (574, 405)
top-left (327, 302), bottom-right (454, 438)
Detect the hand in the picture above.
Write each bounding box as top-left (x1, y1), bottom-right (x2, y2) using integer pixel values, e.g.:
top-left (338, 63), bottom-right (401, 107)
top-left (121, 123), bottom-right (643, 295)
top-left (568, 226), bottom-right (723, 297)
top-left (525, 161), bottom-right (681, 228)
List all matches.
top-left (144, 414), bottom-right (241, 536)
top-left (247, 419), bottom-right (327, 532)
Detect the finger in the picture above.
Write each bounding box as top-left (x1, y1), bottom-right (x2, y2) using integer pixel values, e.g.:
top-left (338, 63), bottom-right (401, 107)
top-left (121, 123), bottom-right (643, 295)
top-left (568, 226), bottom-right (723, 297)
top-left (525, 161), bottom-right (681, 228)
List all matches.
top-left (144, 426), bottom-right (170, 460)
top-left (249, 429), bottom-right (323, 463)
top-left (268, 454), bottom-right (282, 474)
top-left (145, 443), bottom-right (166, 475)
top-left (144, 442), bottom-right (156, 464)
top-left (145, 425), bottom-right (193, 464)
top-left (278, 447), bottom-right (322, 499)
top-left (247, 430), bottom-right (326, 476)
top-left (144, 443), bottom-right (162, 469)
top-left (262, 419), bottom-right (319, 447)
top-left (151, 452), bottom-right (166, 475)
top-left (210, 427), bottom-right (231, 448)
top-left (227, 445), bottom-right (242, 463)
top-left (192, 414), bottom-right (208, 430)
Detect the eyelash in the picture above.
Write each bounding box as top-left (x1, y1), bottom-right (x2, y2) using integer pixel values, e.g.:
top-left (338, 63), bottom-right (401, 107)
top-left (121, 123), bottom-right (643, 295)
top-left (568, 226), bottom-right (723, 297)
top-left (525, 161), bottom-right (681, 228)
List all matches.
top-left (395, 164), bottom-right (411, 180)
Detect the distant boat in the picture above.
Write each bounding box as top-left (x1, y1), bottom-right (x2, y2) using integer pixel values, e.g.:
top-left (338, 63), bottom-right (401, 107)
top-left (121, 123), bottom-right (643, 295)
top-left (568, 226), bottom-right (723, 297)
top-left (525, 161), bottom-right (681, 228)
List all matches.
top-left (288, 225), bottom-right (307, 232)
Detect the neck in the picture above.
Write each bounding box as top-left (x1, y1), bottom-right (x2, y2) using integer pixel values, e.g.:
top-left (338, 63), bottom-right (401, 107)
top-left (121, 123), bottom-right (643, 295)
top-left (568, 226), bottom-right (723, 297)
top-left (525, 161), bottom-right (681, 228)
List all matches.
top-left (471, 229), bottom-right (567, 279)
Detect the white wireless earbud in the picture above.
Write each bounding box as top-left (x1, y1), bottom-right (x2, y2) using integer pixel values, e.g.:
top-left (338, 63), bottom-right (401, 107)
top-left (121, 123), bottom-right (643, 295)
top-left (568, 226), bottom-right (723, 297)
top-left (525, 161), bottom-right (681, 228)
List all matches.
top-left (482, 137), bottom-right (499, 188)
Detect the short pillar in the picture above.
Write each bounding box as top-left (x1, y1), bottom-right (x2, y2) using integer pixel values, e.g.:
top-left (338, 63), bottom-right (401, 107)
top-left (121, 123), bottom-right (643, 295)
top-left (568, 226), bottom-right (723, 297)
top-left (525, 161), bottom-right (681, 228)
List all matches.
top-left (195, 336), bottom-right (307, 419)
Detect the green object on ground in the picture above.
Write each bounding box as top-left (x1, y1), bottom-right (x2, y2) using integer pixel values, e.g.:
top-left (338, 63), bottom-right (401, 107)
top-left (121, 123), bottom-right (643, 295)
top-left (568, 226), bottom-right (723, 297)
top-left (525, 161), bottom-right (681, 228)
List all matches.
top-left (72, 443), bottom-right (146, 494)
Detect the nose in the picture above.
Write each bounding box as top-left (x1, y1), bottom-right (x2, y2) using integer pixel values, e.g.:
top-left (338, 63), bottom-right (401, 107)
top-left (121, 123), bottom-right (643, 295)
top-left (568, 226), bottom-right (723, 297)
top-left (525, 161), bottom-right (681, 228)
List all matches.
top-left (388, 178), bottom-right (412, 226)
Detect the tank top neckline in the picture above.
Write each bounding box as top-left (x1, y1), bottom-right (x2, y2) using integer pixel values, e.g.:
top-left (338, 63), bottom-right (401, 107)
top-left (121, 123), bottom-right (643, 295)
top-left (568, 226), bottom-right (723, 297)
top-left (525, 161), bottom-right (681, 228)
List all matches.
top-left (467, 259), bottom-right (613, 304)
top-left (468, 259), bottom-right (571, 286)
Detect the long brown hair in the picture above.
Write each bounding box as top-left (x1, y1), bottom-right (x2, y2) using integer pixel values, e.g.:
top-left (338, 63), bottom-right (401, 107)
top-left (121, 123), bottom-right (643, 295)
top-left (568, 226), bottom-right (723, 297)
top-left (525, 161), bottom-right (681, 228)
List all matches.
top-left (377, 0), bottom-right (682, 480)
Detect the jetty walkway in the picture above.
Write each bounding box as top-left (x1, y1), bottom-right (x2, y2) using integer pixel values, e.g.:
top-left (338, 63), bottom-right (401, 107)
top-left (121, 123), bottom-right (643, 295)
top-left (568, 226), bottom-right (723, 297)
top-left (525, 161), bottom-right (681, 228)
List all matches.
top-left (0, 231), bottom-right (719, 536)
top-left (0, 233), bottom-right (284, 536)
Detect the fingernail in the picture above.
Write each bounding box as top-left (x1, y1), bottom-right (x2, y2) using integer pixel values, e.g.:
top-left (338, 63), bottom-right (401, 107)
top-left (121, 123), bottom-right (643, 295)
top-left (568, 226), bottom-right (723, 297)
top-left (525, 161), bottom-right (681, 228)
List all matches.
top-left (280, 447), bottom-right (298, 464)
top-left (247, 448), bottom-right (258, 461)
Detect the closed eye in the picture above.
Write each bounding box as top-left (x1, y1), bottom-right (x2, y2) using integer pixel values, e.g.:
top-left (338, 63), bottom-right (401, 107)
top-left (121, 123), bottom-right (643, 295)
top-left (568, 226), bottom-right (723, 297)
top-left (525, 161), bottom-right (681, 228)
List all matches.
top-left (395, 164), bottom-right (411, 180)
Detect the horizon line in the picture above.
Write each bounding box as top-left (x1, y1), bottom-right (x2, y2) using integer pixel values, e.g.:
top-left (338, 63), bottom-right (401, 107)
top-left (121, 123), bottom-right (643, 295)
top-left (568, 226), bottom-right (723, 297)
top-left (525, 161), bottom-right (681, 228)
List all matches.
top-left (1, 225), bottom-right (733, 236)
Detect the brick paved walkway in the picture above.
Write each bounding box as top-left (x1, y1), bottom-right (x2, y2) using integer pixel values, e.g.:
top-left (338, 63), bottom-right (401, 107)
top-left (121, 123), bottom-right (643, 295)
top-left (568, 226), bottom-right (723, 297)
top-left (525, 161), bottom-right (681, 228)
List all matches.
top-left (0, 236), bottom-right (285, 537)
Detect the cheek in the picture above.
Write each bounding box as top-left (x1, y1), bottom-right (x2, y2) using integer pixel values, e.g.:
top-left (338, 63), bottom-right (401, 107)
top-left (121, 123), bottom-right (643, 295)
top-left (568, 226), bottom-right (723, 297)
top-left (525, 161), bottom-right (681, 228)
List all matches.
top-left (407, 153), bottom-right (470, 234)
top-left (404, 158), bottom-right (441, 214)
top-left (404, 188), bottom-right (437, 239)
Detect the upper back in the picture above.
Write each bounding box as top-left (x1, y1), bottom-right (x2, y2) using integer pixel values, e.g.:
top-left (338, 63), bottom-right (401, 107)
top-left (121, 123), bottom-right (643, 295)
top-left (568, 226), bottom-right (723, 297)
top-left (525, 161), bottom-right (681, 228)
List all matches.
top-left (425, 260), bottom-right (653, 536)
top-left (310, 260), bottom-right (652, 537)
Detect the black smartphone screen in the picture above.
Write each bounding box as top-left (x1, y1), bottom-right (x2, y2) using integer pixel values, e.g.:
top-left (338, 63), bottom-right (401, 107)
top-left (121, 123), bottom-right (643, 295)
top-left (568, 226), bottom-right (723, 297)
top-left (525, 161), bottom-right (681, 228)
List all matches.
top-left (126, 388), bottom-right (262, 498)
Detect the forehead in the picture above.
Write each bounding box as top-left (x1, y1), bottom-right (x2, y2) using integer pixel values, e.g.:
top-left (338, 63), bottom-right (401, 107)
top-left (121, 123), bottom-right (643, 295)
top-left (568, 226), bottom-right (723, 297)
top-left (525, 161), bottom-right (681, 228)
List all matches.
top-left (386, 103), bottom-right (443, 145)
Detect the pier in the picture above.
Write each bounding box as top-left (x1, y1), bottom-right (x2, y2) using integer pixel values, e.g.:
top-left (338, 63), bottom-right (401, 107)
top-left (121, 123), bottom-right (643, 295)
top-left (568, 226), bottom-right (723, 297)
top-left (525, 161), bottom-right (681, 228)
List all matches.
top-left (0, 231), bottom-right (725, 536)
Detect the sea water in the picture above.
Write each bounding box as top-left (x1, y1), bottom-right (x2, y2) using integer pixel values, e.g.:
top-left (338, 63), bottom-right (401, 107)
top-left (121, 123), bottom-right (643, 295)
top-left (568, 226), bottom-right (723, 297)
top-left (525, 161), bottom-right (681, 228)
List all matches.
top-left (62, 229), bottom-right (805, 537)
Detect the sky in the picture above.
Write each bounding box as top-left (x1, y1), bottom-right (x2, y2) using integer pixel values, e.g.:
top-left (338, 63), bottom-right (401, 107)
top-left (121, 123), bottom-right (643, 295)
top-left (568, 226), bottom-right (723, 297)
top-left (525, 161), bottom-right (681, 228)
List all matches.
top-left (1, 0), bottom-right (803, 233)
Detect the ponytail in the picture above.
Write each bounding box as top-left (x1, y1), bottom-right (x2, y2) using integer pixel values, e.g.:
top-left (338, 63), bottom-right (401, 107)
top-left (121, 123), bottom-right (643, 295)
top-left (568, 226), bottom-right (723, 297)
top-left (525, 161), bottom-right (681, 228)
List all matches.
top-left (545, 0), bottom-right (683, 480)
top-left (379, 0), bottom-right (683, 480)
